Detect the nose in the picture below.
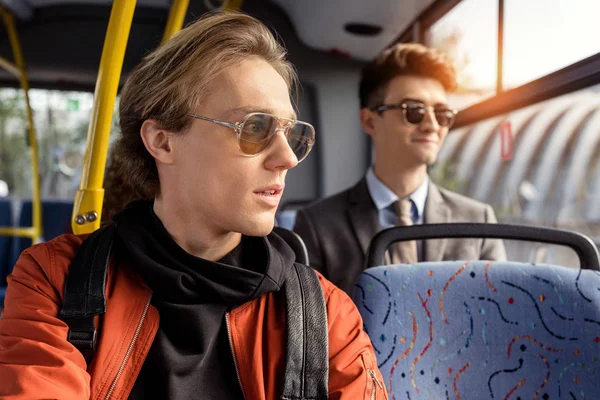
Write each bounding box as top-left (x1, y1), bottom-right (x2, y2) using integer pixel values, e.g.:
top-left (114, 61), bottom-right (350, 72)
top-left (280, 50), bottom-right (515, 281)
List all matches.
top-left (264, 128), bottom-right (299, 171)
top-left (419, 107), bottom-right (440, 133)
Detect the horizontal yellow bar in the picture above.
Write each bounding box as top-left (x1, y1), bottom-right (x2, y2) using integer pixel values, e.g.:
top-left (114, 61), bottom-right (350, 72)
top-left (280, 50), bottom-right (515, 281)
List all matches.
top-left (0, 226), bottom-right (37, 239)
top-left (0, 55), bottom-right (20, 77)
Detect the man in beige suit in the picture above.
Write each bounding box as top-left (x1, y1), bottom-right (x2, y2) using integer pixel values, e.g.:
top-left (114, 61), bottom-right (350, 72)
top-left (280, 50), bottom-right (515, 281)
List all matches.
top-left (294, 43), bottom-right (506, 295)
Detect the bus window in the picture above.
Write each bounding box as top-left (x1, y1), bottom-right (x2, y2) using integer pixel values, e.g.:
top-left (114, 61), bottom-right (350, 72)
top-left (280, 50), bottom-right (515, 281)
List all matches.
top-left (432, 84), bottom-right (600, 266)
top-left (504, 0), bottom-right (600, 89)
top-left (428, 0), bottom-right (499, 109)
top-left (0, 89), bottom-right (118, 201)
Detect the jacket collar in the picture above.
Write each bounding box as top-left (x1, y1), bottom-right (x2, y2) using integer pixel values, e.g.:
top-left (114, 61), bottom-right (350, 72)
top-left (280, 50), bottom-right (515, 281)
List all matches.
top-left (345, 177), bottom-right (453, 261)
top-left (424, 181), bottom-right (451, 261)
top-left (347, 178), bottom-right (380, 256)
top-left (365, 167), bottom-right (429, 222)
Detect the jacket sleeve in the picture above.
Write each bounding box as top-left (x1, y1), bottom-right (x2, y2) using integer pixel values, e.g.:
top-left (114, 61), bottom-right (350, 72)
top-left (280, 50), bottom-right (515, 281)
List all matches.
top-left (480, 204), bottom-right (508, 261)
top-left (293, 209), bottom-right (327, 276)
top-left (0, 241), bottom-right (90, 399)
top-left (322, 276), bottom-right (388, 399)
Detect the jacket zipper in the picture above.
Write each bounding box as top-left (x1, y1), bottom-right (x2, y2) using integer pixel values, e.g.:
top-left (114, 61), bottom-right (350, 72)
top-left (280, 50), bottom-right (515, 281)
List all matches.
top-left (369, 369), bottom-right (383, 400)
top-left (225, 312), bottom-right (245, 400)
top-left (104, 296), bottom-right (152, 400)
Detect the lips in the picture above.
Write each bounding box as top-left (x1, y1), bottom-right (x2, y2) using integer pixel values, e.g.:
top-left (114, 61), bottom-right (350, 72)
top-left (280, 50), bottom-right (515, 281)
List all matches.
top-left (412, 137), bottom-right (438, 145)
top-left (254, 185), bottom-right (284, 195)
top-left (254, 185), bottom-right (284, 208)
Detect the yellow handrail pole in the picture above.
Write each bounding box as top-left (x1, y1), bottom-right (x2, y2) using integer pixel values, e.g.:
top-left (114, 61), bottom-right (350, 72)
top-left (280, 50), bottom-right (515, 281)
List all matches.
top-left (0, 8), bottom-right (42, 242)
top-left (224, 0), bottom-right (244, 11)
top-left (162, 0), bottom-right (189, 43)
top-left (72, 0), bottom-right (136, 234)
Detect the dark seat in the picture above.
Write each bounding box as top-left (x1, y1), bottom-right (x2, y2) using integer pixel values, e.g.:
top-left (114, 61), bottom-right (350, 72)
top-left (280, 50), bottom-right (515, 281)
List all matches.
top-left (10, 199), bottom-right (73, 268)
top-left (0, 199), bottom-right (13, 307)
top-left (0, 199), bottom-right (13, 284)
top-left (273, 226), bottom-right (309, 265)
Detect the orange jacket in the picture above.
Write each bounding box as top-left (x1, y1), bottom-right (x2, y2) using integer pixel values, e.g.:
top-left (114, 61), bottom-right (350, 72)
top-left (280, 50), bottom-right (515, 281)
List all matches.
top-left (0, 234), bottom-right (387, 399)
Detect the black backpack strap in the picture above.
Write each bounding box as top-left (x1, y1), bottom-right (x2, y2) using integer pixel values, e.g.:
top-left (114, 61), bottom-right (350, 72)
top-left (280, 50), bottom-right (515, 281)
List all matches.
top-left (58, 224), bottom-right (115, 365)
top-left (282, 262), bottom-right (329, 400)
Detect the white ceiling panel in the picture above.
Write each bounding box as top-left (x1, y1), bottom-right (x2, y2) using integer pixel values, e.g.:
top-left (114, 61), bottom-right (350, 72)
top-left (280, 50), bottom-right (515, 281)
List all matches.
top-left (26, 0), bottom-right (170, 8)
top-left (269, 0), bottom-right (437, 60)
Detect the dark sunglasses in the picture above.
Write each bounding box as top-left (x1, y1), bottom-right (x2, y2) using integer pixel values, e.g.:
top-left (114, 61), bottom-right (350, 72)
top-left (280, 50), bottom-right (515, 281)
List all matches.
top-left (371, 101), bottom-right (458, 127)
top-left (189, 112), bottom-right (315, 162)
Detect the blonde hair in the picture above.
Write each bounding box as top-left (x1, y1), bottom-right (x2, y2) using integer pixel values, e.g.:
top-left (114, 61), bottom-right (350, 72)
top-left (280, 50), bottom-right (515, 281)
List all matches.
top-left (112, 11), bottom-right (297, 199)
top-left (359, 42), bottom-right (457, 108)
top-left (101, 148), bottom-right (138, 223)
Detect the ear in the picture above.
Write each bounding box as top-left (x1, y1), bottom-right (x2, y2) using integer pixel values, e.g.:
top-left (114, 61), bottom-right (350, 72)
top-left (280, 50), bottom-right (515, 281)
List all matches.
top-left (140, 119), bottom-right (175, 165)
top-left (360, 108), bottom-right (377, 138)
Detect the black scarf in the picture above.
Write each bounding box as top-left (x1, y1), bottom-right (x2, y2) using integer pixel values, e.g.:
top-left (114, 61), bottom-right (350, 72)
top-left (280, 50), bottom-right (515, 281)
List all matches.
top-left (115, 201), bottom-right (293, 399)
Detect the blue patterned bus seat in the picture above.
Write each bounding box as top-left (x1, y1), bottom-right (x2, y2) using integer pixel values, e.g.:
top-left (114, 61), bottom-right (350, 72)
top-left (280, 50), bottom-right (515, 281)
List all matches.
top-left (353, 261), bottom-right (600, 399)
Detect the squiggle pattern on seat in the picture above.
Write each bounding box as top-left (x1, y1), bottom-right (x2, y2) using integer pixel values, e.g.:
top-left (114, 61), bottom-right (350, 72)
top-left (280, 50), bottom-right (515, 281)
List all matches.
top-left (532, 274), bottom-right (564, 304)
top-left (503, 378), bottom-right (525, 400)
top-left (388, 312), bottom-right (417, 400)
top-left (550, 306), bottom-right (574, 320)
top-left (485, 261), bottom-right (496, 292)
top-left (363, 272), bottom-right (392, 325)
top-left (439, 262), bottom-right (469, 324)
top-left (429, 302), bottom-right (473, 375)
top-left (354, 260), bottom-right (600, 399)
top-left (507, 335), bottom-right (562, 359)
top-left (489, 358), bottom-right (524, 398)
top-left (502, 280), bottom-right (578, 341)
top-left (410, 293), bottom-right (432, 393)
top-left (532, 353), bottom-right (551, 400)
top-left (576, 269), bottom-right (592, 303)
top-left (472, 296), bottom-right (519, 325)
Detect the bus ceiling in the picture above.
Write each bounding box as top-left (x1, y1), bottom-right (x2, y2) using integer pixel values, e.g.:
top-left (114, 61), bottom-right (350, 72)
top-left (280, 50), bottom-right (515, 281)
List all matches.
top-left (0, 0), bottom-right (33, 20)
top-left (0, 0), bottom-right (443, 91)
top-left (270, 0), bottom-right (438, 60)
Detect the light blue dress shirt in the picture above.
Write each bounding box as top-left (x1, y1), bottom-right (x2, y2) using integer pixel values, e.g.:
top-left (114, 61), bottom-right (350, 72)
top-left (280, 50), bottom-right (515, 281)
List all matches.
top-left (365, 167), bottom-right (429, 260)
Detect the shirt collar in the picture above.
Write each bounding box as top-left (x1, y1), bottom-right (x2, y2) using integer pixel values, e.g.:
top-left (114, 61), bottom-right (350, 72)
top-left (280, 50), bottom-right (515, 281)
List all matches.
top-left (366, 167), bottom-right (397, 211)
top-left (365, 167), bottom-right (429, 219)
top-left (410, 174), bottom-right (429, 220)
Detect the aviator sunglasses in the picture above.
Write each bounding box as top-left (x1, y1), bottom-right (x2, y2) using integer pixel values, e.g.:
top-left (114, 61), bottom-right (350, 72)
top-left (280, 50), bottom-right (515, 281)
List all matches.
top-left (371, 101), bottom-right (458, 128)
top-left (190, 112), bottom-right (315, 162)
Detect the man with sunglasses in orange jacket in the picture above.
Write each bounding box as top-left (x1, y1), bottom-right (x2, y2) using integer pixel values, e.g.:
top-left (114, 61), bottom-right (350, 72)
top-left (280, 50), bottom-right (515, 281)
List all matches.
top-left (295, 43), bottom-right (507, 295)
top-left (0, 12), bottom-right (387, 400)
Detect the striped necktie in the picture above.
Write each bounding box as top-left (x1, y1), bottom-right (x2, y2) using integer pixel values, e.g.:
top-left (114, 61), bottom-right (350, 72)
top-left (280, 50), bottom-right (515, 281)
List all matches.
top-left (389, 199), bottom-right (418, 265)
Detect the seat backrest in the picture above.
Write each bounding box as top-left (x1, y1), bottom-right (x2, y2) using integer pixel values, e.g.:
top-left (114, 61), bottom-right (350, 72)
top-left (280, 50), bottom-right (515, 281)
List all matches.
top-left (273, 226), bottom-right (309, 265)
top-left (10, 199), bottom-right (73, 267)
top-left (0, 286), bottom-right (5, 312)
top-left (0, 199), bottom-right (13, 287)
top-left (353, 261), bottom-right (600, 399)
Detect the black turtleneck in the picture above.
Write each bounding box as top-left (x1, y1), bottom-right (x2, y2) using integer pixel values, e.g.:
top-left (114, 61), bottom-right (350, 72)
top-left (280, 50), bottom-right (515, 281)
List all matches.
top-left (113, 201), bottom-right (293, 399)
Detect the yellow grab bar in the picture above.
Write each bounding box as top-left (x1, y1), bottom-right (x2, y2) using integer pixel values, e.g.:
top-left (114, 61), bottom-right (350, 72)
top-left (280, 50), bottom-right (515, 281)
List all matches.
top-left (72, 0), bottom-right (136, 234)
top-left (0, 8), bottom-right (42, 243)
top-left (0, 55), bottom-right (21, 78)
top-left (0, 227), bottom-right (37, 237)
top-left (224, 0), bottom-right (244, 11)
top-left (162, 0), bottom-right (189, 43)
